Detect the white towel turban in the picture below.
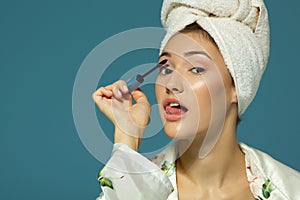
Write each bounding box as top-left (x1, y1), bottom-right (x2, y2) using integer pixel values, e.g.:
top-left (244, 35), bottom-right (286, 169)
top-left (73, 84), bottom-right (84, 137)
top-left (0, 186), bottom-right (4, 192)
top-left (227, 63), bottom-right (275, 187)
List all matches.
top-left (160, 0), bottom-right (270, 115)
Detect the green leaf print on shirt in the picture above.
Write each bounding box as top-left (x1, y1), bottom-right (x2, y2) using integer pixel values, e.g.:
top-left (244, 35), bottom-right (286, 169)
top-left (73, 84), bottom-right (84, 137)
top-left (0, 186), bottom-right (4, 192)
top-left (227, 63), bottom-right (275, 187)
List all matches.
top-left (97, 167), bottom-right (124, 190)
top-left (99, 177), bottom-right (114, 190)
top-left (161, 160), bottom-right (175, 177)
top-left (97, 167), bottom-right (114, 190)
top-left (262, 178), bottom-right (275, 199)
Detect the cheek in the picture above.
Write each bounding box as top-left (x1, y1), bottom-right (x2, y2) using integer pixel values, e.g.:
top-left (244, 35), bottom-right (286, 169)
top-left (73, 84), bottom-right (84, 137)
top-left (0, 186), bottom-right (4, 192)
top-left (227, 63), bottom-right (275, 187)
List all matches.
top-left (155, 84), bottom-right (164, 103)
top-left (207, 70), bottom-right (232, 109)
top-left (190, 81), bottom-right (212, 127)
top-left (190, 80), bottom-right (211, 110)
top-left (201, 71), bottom-right (229, 123)
top-left (189, 72), bottom-right (227, 120)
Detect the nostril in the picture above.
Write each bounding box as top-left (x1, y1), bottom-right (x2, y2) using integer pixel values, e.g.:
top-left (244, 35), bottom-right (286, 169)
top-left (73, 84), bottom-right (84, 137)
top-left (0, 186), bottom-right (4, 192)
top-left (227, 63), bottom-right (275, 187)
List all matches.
top-left (165, 87), bottom-right (181, 94)
top-left (166, 87), bottom-right (170, 94)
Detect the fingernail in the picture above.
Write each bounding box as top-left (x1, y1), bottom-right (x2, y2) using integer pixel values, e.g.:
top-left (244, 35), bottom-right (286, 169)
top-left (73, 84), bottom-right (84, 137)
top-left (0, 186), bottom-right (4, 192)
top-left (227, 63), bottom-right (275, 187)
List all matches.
top-left (122, 85), bottom-right (128, 92)
top-left (117, 89), bottom-right (122, 96)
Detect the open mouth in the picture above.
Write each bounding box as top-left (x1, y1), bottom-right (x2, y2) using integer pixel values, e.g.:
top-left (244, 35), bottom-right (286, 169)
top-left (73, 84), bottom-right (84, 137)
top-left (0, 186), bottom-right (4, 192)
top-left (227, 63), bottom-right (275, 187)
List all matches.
top-left (163, 98), bottom-right (188, 121)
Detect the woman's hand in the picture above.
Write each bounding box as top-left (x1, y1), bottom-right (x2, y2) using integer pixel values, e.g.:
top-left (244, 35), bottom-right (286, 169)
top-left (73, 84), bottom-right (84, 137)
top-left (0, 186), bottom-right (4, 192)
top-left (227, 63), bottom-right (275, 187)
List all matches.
top-left (92, 80), bottom-right (151, 151)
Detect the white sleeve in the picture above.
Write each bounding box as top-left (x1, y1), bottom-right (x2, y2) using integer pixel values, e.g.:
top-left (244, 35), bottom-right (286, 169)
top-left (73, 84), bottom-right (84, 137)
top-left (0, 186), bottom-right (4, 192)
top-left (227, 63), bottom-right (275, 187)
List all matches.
top-left (96, 143), bottom-right (174, 200)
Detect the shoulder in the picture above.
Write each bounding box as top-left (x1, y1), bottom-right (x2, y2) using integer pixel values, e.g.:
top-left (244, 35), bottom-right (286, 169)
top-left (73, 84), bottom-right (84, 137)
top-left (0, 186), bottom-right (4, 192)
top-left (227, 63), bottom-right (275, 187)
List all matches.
top-left (240, 142), bottom-right (300, 199)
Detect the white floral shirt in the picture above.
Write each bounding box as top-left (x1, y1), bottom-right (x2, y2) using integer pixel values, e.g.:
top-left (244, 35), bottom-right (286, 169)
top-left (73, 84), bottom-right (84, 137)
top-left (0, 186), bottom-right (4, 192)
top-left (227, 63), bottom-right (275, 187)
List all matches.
top-left (96, 142), bottom-right (300, 200)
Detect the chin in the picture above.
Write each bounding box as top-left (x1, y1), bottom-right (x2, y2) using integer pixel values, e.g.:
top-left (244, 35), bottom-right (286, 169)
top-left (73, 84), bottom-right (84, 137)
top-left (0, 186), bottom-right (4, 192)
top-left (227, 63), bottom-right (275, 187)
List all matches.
top-left (162, 121), bottom-right (201, 140)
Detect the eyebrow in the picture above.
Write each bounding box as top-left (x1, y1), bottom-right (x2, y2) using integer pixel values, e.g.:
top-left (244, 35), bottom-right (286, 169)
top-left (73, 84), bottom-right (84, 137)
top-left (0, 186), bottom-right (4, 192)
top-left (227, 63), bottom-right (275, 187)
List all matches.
top-left (160, 51), bottom-right (211, 60)
top-left (184, 51), bottom-right (212, 60)
top-left (160, 52), bottom-right (172, 58)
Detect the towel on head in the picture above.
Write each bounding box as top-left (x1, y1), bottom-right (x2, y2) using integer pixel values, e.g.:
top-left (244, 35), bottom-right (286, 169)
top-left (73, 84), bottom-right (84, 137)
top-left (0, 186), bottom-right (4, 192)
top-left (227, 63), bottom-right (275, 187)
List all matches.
top-left (160, 0), bottom-right (270, 115)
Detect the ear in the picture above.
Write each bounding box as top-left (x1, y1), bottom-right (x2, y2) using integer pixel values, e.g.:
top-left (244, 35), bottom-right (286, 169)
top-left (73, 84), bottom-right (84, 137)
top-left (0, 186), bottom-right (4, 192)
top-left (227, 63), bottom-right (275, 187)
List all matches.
top-left (231, 82), bottom-right (238, 104)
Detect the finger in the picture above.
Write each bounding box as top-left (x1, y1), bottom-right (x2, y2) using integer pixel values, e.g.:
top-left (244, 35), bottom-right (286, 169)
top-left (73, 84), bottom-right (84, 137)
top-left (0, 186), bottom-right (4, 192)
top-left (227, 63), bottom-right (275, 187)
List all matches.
top-left (112, 85), bottom-right (124, 100)
top-left (119, 84), bottom-right (131, 101)
top-left (99, 87), bottom-right (113, 97)
top-left (119, 83), bottom-right (129, 95)
top-left (114, 80), bottom-right (130, 96)
top-left (92, 89), bottom-right (112, 113)
top-left (92, 87), bottom-right (112, 100)
top-left (131, 88), bottom-right (150, 106)
top-left (112, 80), bottom-right (130, 100)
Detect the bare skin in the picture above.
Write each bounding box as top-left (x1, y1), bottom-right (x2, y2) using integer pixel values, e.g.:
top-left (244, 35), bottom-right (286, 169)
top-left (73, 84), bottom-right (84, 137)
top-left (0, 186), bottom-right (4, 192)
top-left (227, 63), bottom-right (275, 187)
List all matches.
top-left (92, 81), bottom-right (150, 151)
top-left (156, 32), bottom-right (254, 199)
top-left (93, 31), bottom-right (254, 199)
top-left (175, 109), bottom-right (254, 200)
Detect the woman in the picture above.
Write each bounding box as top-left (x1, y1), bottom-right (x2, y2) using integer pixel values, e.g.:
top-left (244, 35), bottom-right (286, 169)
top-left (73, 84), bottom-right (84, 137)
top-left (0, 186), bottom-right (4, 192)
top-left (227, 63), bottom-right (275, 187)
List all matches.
top-left (93, 0), bottom-right (300, 199)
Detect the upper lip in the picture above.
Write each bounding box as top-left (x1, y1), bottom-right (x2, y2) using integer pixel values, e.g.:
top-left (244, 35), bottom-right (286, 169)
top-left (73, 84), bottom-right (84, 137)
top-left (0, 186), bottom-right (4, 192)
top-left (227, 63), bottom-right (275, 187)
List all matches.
top-left (163, 98), bottom-right (188, 111)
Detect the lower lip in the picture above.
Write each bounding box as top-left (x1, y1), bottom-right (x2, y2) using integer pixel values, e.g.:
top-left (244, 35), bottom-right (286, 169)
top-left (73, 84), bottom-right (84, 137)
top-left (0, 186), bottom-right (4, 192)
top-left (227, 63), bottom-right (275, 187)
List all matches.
top-left (164, 110), bottom-right (187, 121)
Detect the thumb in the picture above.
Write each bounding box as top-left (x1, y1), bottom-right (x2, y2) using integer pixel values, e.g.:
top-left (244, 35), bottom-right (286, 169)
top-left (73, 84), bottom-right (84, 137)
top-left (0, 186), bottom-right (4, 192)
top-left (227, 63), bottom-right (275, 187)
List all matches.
top-left (131, 88), bottom-right (149, 106)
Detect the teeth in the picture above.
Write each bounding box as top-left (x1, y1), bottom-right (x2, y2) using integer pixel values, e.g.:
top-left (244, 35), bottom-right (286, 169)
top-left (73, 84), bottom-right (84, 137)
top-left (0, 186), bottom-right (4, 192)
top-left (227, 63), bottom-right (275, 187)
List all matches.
top-left (169, 103), bottom-right (180, 107)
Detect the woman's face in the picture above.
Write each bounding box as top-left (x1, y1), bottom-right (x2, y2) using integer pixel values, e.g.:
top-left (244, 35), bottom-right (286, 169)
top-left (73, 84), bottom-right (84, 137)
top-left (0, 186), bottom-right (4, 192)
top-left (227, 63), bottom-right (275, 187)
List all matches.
top-left (156, 31), bottom-right (237, 140)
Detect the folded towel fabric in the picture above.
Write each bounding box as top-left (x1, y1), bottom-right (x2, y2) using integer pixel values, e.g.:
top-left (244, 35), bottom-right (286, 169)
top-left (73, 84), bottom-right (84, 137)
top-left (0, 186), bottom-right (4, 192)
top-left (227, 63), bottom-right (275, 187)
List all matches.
top-left (160, 0), bottom-right (270, 115)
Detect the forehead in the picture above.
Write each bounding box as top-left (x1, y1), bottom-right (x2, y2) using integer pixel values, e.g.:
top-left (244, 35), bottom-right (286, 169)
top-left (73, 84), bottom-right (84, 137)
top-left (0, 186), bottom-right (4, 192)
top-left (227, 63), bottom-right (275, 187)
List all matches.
top-left (163, 32), bottom-right (211, 55)
top-left (161, 32), bottom-right (231, 79)
top-left (162, 32), bottom-right (225, 67)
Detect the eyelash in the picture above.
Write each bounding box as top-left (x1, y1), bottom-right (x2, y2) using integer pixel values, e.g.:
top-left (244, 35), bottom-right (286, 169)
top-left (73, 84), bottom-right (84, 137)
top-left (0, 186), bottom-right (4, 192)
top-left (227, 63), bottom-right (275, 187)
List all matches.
top-left (159, 66), bottom-right (172, 75)
top-left (190, 67), bottom-right (205, 74)
top-left (158, 66), bottom-right (205, 75)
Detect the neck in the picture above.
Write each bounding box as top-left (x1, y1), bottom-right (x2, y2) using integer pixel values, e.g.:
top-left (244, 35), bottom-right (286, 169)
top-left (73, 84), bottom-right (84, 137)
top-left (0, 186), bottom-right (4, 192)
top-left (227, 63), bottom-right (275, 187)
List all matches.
top-left (176, 111), bottom-right (246, 188)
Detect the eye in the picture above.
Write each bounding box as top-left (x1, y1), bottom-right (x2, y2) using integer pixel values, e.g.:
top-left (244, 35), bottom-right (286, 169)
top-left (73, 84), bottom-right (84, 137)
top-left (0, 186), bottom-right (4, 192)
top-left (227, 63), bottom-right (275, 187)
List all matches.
top-left (159, 66), bottom-right (173, 75)
top-left (191, 67), bottom-right (205, 74)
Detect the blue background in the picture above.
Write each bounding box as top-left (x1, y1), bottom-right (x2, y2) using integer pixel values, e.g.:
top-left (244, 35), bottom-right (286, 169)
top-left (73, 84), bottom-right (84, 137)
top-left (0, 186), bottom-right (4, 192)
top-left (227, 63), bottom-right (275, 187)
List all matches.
top-left (1, 0), bottom-right (299, 199)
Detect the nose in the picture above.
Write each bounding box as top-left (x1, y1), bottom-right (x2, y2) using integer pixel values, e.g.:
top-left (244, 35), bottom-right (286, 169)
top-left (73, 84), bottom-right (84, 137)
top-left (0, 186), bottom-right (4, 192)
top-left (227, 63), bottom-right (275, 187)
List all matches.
top-left (165, 71), bottom-right (184, 94)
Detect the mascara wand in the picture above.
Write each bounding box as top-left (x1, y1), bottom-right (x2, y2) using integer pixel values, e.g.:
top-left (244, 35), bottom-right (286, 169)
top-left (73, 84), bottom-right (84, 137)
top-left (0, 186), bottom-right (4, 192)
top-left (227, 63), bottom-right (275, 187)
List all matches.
top-left (126, 59), bottom-right (167, 92)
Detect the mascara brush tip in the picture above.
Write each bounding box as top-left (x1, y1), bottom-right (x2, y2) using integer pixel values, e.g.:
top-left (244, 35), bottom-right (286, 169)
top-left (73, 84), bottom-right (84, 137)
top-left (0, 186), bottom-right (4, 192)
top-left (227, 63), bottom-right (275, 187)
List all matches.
top-left (159, 59), bottom-right (167, 65)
